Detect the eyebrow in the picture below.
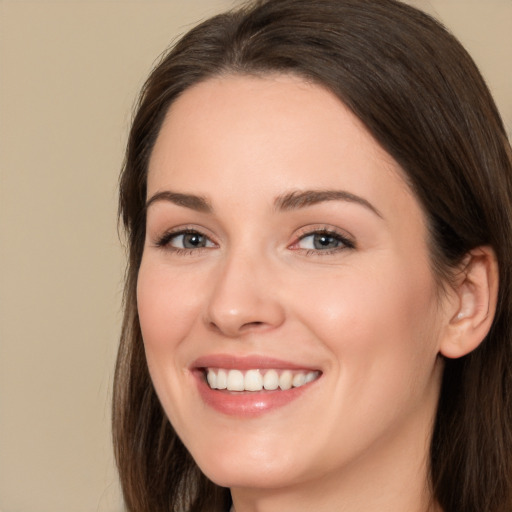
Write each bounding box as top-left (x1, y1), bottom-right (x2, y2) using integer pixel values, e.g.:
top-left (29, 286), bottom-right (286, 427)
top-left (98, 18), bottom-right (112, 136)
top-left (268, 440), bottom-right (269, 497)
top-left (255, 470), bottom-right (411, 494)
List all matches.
top-left (145, 188), bottom-right (382, 218)
top-left (145, 190), bottom-right (212, 213)
top-left (274, 189), bottom-right (383, 218)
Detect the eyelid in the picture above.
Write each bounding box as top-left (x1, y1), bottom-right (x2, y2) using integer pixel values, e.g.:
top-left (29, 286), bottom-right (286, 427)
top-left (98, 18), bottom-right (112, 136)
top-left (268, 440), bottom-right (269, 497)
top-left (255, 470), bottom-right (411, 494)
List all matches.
top-left (150, 223), bottom-right (355, 255)
top-left (289, 225), bottom-right (356, 252)
top-left (152, 225), bottom-right (218, 250)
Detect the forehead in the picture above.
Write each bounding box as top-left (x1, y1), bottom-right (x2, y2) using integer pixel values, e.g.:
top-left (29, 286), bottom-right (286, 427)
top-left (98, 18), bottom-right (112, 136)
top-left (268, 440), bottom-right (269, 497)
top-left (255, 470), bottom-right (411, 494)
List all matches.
top-left (148, 74), bottom-right (418, 221)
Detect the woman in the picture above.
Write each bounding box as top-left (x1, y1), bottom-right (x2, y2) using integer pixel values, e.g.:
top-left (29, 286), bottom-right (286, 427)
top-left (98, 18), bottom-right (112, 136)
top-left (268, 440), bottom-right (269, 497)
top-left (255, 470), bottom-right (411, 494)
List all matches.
top-left (113, 0), bottom-right (512, 511)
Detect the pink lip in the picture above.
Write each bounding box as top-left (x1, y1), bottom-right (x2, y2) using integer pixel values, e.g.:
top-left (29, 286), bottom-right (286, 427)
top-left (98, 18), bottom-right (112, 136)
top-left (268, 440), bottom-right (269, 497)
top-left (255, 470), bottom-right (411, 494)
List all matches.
top-left (191, 354), bottom-right (317, 371)
top-left (191, 354), bottom-right (321, 417)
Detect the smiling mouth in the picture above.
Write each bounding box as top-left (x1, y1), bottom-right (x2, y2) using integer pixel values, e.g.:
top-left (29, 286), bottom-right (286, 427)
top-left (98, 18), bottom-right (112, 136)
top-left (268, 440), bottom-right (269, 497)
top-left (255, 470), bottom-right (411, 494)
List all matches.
top-left (204, 368), bottom-right (321, 392)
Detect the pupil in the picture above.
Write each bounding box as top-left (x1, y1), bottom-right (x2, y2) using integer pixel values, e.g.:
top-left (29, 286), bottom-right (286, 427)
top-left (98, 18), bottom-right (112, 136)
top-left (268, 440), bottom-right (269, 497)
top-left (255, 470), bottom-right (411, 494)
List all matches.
top-left (183, 233), bottom-right (205, 248)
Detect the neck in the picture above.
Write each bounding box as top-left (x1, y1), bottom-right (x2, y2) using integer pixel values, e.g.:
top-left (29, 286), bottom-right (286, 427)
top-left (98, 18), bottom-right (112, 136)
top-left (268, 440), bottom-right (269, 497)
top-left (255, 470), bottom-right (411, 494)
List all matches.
top-left (231, 461), bottom-right (440, 512)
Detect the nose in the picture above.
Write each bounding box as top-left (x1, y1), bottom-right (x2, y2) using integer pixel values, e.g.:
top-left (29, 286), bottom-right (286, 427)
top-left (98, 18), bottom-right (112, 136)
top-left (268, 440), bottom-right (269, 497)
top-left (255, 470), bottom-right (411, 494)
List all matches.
top-left (204, 249), bottom-right (286, 338)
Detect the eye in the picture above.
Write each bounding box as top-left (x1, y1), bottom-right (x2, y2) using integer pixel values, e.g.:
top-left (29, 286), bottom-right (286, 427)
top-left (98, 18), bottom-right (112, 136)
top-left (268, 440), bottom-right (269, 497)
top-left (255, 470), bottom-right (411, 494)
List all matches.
top-left (156, 229), bottom-right (216, 251)
top-left (292, 229), bottom-right (355, 253)
top-left (172, 232), bottom-right (213, 249)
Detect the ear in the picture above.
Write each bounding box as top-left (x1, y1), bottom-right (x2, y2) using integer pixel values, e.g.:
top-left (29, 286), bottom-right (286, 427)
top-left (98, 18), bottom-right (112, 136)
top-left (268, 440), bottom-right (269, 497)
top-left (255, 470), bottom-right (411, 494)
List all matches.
top-left (439, 246), bottom-right (499, 359)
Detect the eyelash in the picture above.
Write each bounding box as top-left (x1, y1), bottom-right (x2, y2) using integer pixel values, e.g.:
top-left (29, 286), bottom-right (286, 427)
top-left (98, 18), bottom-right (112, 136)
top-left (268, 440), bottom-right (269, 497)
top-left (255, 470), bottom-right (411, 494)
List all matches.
top-left (154, 228), bottom-right (217, 256)
top-left (292, 227), bottom-right (355, 255)
top-left (153, 227), bottom-right (355, 256)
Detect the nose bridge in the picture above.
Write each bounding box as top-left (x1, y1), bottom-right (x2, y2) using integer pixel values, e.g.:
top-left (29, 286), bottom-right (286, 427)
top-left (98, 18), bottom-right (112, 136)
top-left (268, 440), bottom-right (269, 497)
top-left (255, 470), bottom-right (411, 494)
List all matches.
top-left (205, 241), bottom-right (285, 336)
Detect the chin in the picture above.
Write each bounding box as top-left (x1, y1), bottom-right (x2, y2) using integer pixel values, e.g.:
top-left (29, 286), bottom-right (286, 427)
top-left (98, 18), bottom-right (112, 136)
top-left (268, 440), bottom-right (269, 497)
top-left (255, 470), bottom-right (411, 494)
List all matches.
top-left (204, 465), bottom-right (299, 491)
top-left (193, 445), bottom-right (305, 490)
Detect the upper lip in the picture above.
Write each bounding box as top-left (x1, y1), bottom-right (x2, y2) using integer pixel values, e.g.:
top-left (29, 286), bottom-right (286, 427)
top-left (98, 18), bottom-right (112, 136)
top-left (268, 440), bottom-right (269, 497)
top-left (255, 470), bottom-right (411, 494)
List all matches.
top-left (191, 354), bottom-right (320, 371)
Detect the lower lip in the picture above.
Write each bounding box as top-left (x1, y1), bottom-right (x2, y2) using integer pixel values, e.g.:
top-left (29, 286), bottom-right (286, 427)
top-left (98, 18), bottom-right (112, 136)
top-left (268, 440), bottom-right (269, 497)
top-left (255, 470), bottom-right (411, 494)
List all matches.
top-left (194, 371), bottom-right (317, 417)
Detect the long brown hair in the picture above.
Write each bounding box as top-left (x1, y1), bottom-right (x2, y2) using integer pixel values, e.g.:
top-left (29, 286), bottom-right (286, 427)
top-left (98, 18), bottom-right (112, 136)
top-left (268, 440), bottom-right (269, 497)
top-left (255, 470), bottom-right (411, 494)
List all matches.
top-left (113, 1), bottom-right (512, 510)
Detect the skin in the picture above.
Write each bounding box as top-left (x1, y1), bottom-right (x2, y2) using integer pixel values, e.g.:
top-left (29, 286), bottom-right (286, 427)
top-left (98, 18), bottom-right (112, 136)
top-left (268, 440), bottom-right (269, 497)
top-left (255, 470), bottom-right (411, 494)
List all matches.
top-left (137, 74), bottom-right (454, 512)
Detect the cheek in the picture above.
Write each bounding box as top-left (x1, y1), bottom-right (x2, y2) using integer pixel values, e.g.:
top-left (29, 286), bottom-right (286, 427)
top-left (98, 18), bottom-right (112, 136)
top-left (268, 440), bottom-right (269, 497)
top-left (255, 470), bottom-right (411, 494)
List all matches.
top-left (292, 256), bottom-right (441, 378)
top-left (135, 259), bottom-right (208, 421)
top-left (136, 261), bottom-right (202, 352)
top-left (288, 260), bottom-right (442, 458)
top-left (136, 260), bottom-right (205, 427)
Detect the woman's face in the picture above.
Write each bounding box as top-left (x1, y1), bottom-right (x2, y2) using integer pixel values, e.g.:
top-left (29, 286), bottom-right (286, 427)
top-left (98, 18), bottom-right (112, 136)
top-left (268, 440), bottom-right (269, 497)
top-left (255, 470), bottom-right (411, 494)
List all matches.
top-left (138, 75), bottom-right (448, 493)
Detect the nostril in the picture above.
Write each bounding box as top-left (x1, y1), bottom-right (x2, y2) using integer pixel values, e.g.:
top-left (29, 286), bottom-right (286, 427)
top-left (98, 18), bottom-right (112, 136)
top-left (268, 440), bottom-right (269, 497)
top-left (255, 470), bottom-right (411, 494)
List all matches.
top-left (208, 321), bottom-right (222, 333)
top-left (245, 321), bottom-right (263, 327)
top-left (205, 293), bottom-right (286, 336)
top-left (208, 319), bottom-right (268, 335)
top-left (239, 321), bottom-right (268, 332)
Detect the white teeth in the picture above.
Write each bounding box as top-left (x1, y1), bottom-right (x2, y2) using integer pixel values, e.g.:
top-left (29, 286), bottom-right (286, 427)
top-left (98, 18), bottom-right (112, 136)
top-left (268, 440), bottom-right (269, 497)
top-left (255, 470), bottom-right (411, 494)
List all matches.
top-left (207, 370), bottom-right (217, 389)
top-left (263, 369), bottom-right (279, 390)
top-left (279, 370), bottom-right (293, 390)
top-left (292, 373), bottom-right (306, 387)
top-left (205, 368), bottom-right (320, 392)
top-left (244, 369), bottom-right (263, 391)
top-left (305, 371), bottom-right (317, 383)
top-left (226, 369), bottom-right (245, 391)
top-left (217, 369), bottom-right (227, 389)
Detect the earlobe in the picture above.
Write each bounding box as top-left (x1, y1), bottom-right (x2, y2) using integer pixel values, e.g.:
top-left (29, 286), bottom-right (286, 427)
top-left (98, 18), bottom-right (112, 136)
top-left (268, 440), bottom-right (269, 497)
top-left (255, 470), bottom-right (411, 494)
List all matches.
top-left (439, 246), bottom-right (499, 359)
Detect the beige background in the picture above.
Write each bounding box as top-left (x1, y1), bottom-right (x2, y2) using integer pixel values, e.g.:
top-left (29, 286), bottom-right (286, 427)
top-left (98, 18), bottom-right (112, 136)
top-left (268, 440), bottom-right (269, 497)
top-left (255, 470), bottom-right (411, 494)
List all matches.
top-left (0, 1), bottom-right (510, 511)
